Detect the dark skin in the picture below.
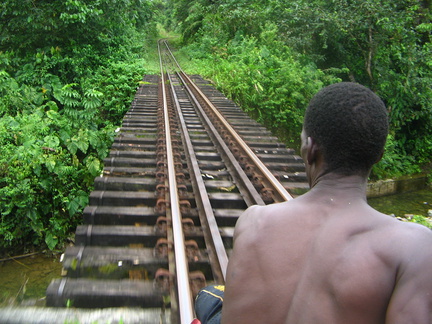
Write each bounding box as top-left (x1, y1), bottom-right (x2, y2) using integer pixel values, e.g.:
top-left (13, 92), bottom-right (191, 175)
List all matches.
top-left (221, 130), bottom-right (432, 324)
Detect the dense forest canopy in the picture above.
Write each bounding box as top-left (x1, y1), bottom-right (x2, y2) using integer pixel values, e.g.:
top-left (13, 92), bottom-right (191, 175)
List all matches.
top-left (0, 0), bottom-right (431, 252)
top-left (165, 0), bottom-right (432, 176)
top-left (0, 0), bottom-right (158, 253)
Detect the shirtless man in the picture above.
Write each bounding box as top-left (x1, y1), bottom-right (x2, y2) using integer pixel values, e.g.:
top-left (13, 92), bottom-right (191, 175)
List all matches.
top-left (217, 82), bottom-right (432, 323)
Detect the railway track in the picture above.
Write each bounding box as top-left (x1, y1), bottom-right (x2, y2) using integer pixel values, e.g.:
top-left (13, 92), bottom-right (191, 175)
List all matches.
top-left (46, 40), bottom-right (308, 323)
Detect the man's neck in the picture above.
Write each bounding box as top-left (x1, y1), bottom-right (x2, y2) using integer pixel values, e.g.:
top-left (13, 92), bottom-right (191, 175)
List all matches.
top-left (308, 172), bottom-right (369, 202)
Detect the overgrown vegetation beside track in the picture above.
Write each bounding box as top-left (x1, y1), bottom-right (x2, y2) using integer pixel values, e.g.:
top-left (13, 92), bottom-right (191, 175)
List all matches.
top-left (165, 0), bottom-right (432, 180)
top-left (0, 0), bottom-right (160, 253)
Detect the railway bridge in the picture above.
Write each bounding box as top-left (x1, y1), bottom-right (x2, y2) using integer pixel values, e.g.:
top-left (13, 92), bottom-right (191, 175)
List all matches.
top-left (44, 41), bottom-right (308, 323)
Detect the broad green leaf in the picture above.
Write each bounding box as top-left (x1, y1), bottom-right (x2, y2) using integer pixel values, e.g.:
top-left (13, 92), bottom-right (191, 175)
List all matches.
top-left (45, 159), bottom-right (56, 172)
top-left (45, 232), bottom-right (58, 250)
top-left (44, 135), bottom-right (60, 148)
top-left (85, 156), bottom-right (101, 176)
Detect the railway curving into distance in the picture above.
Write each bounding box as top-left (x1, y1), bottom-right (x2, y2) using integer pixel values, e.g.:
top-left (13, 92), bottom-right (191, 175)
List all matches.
top-left (46, 40), bottom-right (308, 323)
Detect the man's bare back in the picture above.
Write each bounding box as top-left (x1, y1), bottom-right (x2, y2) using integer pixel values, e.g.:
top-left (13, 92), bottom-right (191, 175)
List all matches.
top-left (221, 177), bottom-right (432, 323)
top-left (204, 83), bottom-right (432, 324)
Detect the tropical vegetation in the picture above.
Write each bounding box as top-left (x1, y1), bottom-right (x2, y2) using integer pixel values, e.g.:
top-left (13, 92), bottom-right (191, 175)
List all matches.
top-left (0, 0), bottom-right (159, 253)
top-left (166, 0), bottom-right (432, 179)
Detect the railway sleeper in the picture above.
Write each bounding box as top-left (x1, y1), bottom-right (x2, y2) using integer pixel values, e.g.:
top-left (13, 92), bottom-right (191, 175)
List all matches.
top-left (60, 246), bottom-right (211, 279)
top-left (197, 160), bottom-right (226, 170)
top-left (83, 206), bottom-right (164, 225)
top-left (120, 122), bottom-right (158, 129)
top-left (109, 150), bottom-right (157, 159)
top-left (114, 136), bottom-right (156, 145)
top-left (75, 225), bottom-right (165, 246)
top-left (61, 246), bottom-right (168, 279)
top-left (74, 224), bottom-right (233, 248)
top-left (272, 171), bottom-right (307, 182)
top-left (93, 176), bottom-right (156, 192)
top-left (46, 278), bottom-right (165, 308)
top-left (123, 118), bottom-right (158, 124)
top-left (110, 143), bottom-right (156, 152)
top-left (253, 147), bottom-right (296, 155)
top-left (255, 153), bottom-right (303, 164)
top-left (242, 139), bottom-right (286, 148)
top-left (103, 157), bottom-right (156, 168)
top-left (264, 162), bottom-right (308, 172)
top-left (102, 166), bottom-right (157, 177)
top-left (89, 190), bottom-right (159, 207)
top-left (84, 206), bottom-right (198, 226)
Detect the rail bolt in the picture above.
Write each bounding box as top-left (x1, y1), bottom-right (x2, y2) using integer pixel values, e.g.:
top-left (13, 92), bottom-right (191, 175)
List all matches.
top-left (231, 145), bottom-right (240, 157)
top-left (176, 172), bottom-right (186, 184)
top-left (180, 200), bottom-right (191, 214)
top-left (182, 218), bottom-right (195, 234)
top-left (156, 184), bottom-right (168, 197)
top-left (155, 216), bottom-right (169, 234)
top-left (189, 271), bottom-right (207, 298)
top-left (173, 152), bottom-right (182, 162)
top-left (154, 268), bottom-right (174, 293)
top-left (260, 187), bottom-right (275, 204)
top-left (157, 138), bottom-right (166, 146)
top-left (156, 171), bottom-right (166, 183)
top-left (252, 173), bottom-right (264, 188)
top-left (156, 144), bottom-right (166, 153)
top-left (245, 163), bottom-right (255, 175)
top-left (239, 155), bottom-right (248, 166)
top-left (154, 238), bottom-right (172, 258)
top-left (177, 184), bottom-right (188, 199)
top-left (174, 162), bottom-right (183, 172)
top-left (156, 157), bottom-right (166, 170)
top-left (155, 198), bottom-right (168, 214)
top-left (185, 240), bottom-right (200, 262)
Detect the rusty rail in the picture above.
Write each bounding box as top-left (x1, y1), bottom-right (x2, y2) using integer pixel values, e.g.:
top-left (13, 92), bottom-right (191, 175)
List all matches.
top-left (162, 40), bottom-right (293, 203)
top-left (158, 40), bottom-right (195, 324)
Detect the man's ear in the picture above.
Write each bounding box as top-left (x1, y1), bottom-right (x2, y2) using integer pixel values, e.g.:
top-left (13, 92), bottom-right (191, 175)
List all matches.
top-left (306, 137), bottom-right (319, 165)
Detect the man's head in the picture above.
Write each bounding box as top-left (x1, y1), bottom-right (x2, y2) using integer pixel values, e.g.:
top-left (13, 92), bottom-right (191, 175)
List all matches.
top-left (303, 82), bottom-right (389, 176)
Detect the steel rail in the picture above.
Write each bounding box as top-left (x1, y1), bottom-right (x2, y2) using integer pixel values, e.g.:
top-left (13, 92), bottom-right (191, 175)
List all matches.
top-left (174, 72), bottom-right (265, 207)
top-left (158, 41), bottom-right (194, 324)
top-left (183, 74), bottom-right (293, 202)
top-left (162, 40), bottom-right (293, 203)
top-left (161, 41), bottom-right (264, 206)
top-left (162, 41), bottom-right (266, 285)
top-left (167, 71), bottom-right (229, 282)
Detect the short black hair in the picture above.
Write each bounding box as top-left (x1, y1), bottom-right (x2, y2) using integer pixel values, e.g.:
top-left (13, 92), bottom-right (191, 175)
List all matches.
top-left (304, 82), bottom-right (389, 175)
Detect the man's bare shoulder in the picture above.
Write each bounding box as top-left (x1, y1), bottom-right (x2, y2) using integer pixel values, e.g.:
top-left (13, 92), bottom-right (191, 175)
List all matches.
top-left (391, 218), bottom-right (432, 259)
top-left (239, 197), bottom-right (310, 222)
top-left (384, 219), bottom-right (432, 323)
top-left (379, 214), bottom-right (432, 248)
top-left (234, 200), bottom-right (304, 237)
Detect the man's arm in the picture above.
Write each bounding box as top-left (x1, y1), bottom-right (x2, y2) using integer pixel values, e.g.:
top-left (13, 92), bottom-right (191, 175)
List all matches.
top-left (221, 205), bottom-right (262, 324)
top-left (385, 225), bottom-right (432, 323)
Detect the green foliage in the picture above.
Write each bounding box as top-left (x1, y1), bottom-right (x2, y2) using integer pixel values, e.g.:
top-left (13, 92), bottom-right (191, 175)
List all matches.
top-left (371, 134), bottom-right (420, 179)
top-left (0, 53), bottom-right (145, 251)
top-left (167, 0), bottom-right (432, 175)
top-left (0, 0), bottom-right (157, 252)
top-left (0, 0), bottom-right (157, 56)
top-left (0, 100), bottom-right (113, 251)
top-left (275, 0), bottom-right (432, 167)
